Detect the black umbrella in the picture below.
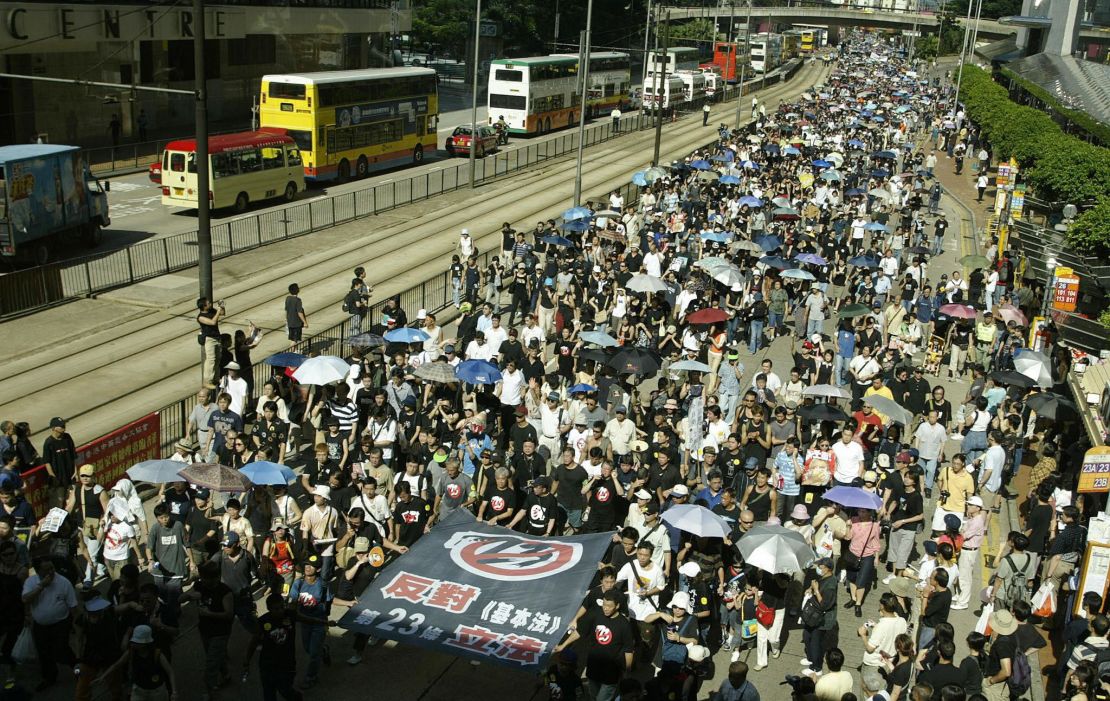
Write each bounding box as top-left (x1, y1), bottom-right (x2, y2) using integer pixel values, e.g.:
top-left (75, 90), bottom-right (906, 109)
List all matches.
top-left (579, 348), bottom-right (614, 364)
top-left (905, 245), bottom-right (931, 256)
top-left (608, 348), bottom-right (662, 376)
top-left (990, 370), bottom-right (1036, 389)
top-left (799, 403), bottom-right (852, 423)
top-left (1025, 392), bottom-right (1079, 419)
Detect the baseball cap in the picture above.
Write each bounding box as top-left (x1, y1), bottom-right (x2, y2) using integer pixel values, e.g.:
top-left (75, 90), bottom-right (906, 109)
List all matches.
top-left (896, 451), bottom-right (913, 463)
top-left (862, 470), bottom-right (878, 484)
top-left (49, 417), bottom-right (66, 429)
top-left (876, 453), bottom-right (891, 469)
top-left (671, 484), bottom-right (690, 497)
top-left (944, 514), bottom-right (962, 531)
top-left (354, 537), bottom-right (372, 553)
top-left (678, 562), bottom-right (701, 578)
top-left (220, 531), bottom-right (240, 547)
top-left (78, 465), bottom-right (95, 477)
top-left (444, 344), bottom-right (456, 353)
top-left (815, 557), bottom-right (834, 570)
top-left (532, 476), bottom-right (551, 489)
top-left (615, 405), bottom-right (627, 414)
top-left (967, 495), bottom-right (984, 508)
top-left (634, 489), bottom-right (652, 500)
top-left (514, 405), bottom-right (528, 416)
top-left (194, 488), bottom-right (211, 500)
top-left (547, 392), bottom-right (560, 401)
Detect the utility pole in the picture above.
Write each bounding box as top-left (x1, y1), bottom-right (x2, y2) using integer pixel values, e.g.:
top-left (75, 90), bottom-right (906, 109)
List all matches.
top-left (952, 0), bottom-right (975, 130)
top-left (733, 0), bottom-right (752, 129)
top-left (469, 0), bottom-right (482, 189)
top-left (572, 0), bottom-right (594, 206)
top-left (652, 9), bottom-right (669, 167)
top-left (642, 0), bottom-right (654, 83)
top-left (195, 0), bottom-right (212, 300)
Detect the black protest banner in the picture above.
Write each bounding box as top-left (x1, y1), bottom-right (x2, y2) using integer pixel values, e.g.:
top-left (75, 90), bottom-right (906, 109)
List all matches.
top-left (338, 509), bottom-right (613, 668)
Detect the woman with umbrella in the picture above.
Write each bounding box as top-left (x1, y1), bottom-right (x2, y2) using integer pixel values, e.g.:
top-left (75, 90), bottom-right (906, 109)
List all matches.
top-left (843, 507), bottom-right (882, 618)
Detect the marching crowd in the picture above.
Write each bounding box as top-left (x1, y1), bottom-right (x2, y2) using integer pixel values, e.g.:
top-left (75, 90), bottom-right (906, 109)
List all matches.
top-left (0, 30), bottom-right (1100, 701)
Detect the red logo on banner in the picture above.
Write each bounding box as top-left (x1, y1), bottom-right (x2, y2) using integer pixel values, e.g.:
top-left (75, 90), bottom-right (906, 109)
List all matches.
top-left (444, 532), bottom-right (583, 581)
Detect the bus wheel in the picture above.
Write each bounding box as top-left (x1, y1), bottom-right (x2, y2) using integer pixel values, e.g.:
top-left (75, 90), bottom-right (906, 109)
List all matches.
top-left (412, 144), bottom-right (424, 164)
top-left (337, 160), bottom-right (351, 182)
top-left (33, 243), bottom-right (49, 266)
top-left (233, 192), bottom-right (249, 213)
top-left (356, 156), bottom-right (369, 178)
top-left (85, 224), bottom-right (102, 248)
top-left (283, 182), bottom-right (297, 202)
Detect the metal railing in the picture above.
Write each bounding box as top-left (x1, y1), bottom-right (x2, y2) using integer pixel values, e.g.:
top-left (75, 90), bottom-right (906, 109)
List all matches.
top-left (1, 65), bottom-right (802, 319)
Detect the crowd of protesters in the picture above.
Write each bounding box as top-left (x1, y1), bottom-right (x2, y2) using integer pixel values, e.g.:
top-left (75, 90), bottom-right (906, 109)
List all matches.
top-left (0, 29), bottom-right (1102, 701)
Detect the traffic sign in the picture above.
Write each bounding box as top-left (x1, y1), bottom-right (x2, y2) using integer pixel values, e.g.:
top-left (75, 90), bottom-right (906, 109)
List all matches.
top-left (902, 30), bottom-right (921, 37)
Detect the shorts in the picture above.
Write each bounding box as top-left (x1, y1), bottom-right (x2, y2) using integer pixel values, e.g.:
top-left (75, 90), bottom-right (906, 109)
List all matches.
top-left (564, 508), bottom-right (583, 529)
top-left (888, 529), bottom-right (916, 571)
top-left (287, 326), bottom-right (303, 342)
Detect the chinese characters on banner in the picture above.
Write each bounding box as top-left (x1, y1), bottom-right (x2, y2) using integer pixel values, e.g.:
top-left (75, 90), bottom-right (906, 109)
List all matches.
top-left (1078, 446), bottom-right (1110, 494)
top-left (77, 414), bottom-right (161, 487)
top-left (1051, 266), bottom-right (1080, 314)
top-left (339, 510), bottom-right (613, 669)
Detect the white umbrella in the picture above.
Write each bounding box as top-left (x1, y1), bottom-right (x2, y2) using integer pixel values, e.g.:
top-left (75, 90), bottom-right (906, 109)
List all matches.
top-left (1014, 350), bottom-right (1053, 388)
top-left (669, 359), bottom-right (711, 373)
top-left (293, 355), bottom-right (351, 385)
top-left (712, 267), bottom-right (744, 287)
top-left (863, 394), bottom-right (914, 426)
top-left (737, 524), bottom-right (816, 574)
top-left (803, 384), bottom-right (852, 399)
top-left (626, 274), bottom-right (669, 294)
top-left (661, 504), bottom-right (731, 539)
top-left (693, 257), bottom-right (731, 271)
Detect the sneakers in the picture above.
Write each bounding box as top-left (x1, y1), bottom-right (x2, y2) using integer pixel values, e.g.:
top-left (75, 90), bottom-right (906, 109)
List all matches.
top-left (800, 659), bottom-right (811, 667)
top-left (882, 574), bottom-right (895, 585)
top-left (753, 664), bottom-right (767, 671)
top-left (951, 604), bottom-right (969, 610)
top-left (346, 654), bottom-right (362, 666)
top-left (730, 650), bottom-right (741, 663)
top-left (771, 648), bottom-right (781, 659)
top-left (839, 570), bottom-right (847, 583)
top-left (721, 641), bottom-right (734, 652)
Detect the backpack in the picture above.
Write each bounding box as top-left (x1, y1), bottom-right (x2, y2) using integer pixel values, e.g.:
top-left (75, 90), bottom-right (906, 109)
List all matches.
top-left (1008, 647), bottom-right (1032, 696)
top-left (1093, 645), bottom-right (1110, 682)
top-left (801, 593), bottom-right (825, 628)
top-left (1000, 554), bottom-right (1032, 609)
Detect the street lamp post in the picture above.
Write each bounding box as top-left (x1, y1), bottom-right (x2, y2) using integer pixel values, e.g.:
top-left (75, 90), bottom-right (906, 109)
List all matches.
top-left (652, 10), bottom-right (670, 167)
top-left (733, 0), bottom-right (752, 130)
top-left (572, 0), bottom-right (595, 206)
top-left (469, 0), bottom-right (482, 189)
top-left (951, 0), bottom-right (975, 127)
top-left (195, 0), bottom-right (212, 300)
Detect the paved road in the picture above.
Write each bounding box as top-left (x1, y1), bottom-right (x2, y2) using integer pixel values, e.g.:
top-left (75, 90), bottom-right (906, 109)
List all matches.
top-left (0, 62), bottom-right (828, 454)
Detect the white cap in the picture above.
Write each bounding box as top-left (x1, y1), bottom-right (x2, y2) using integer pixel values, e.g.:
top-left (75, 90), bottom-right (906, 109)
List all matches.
top-left (461, 228), bottom-right (470, 236)
top-left (671, 484), bottom-right (690, 497)
top-left (967, 495), bottom-right (984, 508)
top-left (416, 309), bottom-right (427, 320)
top-left (669, 591), bottom-right (693, 612)
top-left (679, 562), bottom-right (701, 578)
top-left (810, 333), bottom-right (822, 344)
top-left (312, 485), bottom-right (332, 500)
top-left (634, 489), bottom-right (653, 500)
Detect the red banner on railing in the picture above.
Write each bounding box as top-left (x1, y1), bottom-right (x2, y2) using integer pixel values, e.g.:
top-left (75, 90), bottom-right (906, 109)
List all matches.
top-left (76, 413), bottom-right (161, 488)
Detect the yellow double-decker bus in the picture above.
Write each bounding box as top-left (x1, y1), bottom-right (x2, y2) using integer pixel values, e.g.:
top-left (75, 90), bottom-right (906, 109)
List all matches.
top-left (259, 67), bottom-right (439, 183)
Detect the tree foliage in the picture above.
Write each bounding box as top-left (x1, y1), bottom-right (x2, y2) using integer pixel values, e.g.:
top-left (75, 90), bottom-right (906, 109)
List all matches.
top-left (945, 0), bottom-right (1023, 20)
top-left (1066, 198), bottom-right (1110, 259)
top-left (670, 18), bottom-right (716, 43)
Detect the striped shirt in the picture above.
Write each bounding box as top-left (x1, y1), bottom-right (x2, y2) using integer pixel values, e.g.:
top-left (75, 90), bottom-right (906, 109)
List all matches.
top-left (327, 400), bottom-right (359, 433)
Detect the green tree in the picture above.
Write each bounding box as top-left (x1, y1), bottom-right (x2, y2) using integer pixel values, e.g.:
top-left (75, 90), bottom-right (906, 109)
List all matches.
top-left (670, 18), bottom-right (717, 43)
top-left (915, 35), bottom-right (939, 61)
top-left (1064, 197), bottom-right (1110, 258)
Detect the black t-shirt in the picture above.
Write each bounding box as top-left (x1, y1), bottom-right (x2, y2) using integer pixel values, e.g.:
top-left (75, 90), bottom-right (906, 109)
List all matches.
top-left (258, 611), bottom-right (297, 668)
top-left (922, 589), bottom-right (951, 627)
top-left (604, 544), bottom-right (636, 573)
top-left (42, 434), bottom-right (77, 483)
top-left (1014, 622), bottom-right (1046, 653)
top-left (887, 660), bottom-right (913, 700)
top-left (482, 485), bottom-right (517, 519)
top-left (553, 465), bottom-right (588, 511)
top-left (162, 489), bottom-right (194, 525)
top-left (555, 339), bottom-right (577, 376)
top-left (919, 662), bottom-right (965, 698)
top-left (577, 608), bottom-right (635, 685)
top-left (393, 497), bottom-right (432, 547)
top-left (646, 464), bottom-right (681, 495)
top-left (336, 560), bottom-right (378, 602)
top-left (926, 398), bottom-right (953, 428)
top-left (520, 493), bottom-right (558, 534)
top-left (185, 507), bottom-right (217, 549)
top-left (585, 480), bottom-right (620, 530)
top-left (254, 419), bottom-right (289, 455)
top-left (196, 580), bottom-right (234, 638)
top-left (1026, 502), bottom-right (1053, 554)
top-left (891, 490), bottom-right (923, 531)
top-left (985, 632), bottom-right (1017, 676)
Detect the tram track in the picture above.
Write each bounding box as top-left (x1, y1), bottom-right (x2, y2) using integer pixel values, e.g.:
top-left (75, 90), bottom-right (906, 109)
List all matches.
top-left (0, 62), bottom-right (831, 445)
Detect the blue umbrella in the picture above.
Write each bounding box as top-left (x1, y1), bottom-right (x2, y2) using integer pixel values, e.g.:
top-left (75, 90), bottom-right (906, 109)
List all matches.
top-left (759, 255), bottom-right (796, 270)
top-left (812, 159), bottom-right (832, 168)
top-left (540, 234), bottom-right (575, 247)
top-left (567, 383), bottom-right (597, 394)
top-left (896, 105), bottom-right (912, 113)
top-left (871, 115), bottom-right (885, 123)
top-left (632, 171), bottom-right (648, 187)
top-left (870, 169), bottom-right (890, 179)
top-left (823, 486), bottom-right (883, 510)
top-left (845, 187), bottom-right (866, 196)
top-left (820, 170), bottom-right (842, 181)
top-left (562, 205), bottom-right (592, 221)
top-left (239, 461), bottom-right (296, 486)
top-left (873, 150), bottom-right (898, 160)
top-left (384, 327), bottom-right (430, 343)
top-left (783, 146), bottom-right (802, 156)
top-left (794, 253), bottom-right (827, 265)
top-left (740, 160), bottom-right (761, 170)
top-left (127, 460), bottom-right (189, 484)
top-left (738, 195), bottom-right (763, 207)
top-left (711, 150), bottom-right (735, 162)
top-left (455, 360), bottom-right (502, 385)
top-left (265, 352), bottom-right (306, 368)
top-left (690, 159), bottom-right (711, 171)
top-left (559, 219), bottom-right (590, 232)
top-left (580, 330), bottom-right (619, 347)
top-left (848, 254), bottom-right (880, 268)
top-left (762, 144), bottom-right (780, 154)
top-left (754, 234), bottom-right (782, 252)
top-left (847, 139), bottom-right (866, 148)
top-left (720, 175), bottom-right (741, 185)
top-left (701, 231), bottom-right (733, 243)
top-left (865, 222), bottom-right (889, 231)
top-left (781, 268), bottom-right (816, 281)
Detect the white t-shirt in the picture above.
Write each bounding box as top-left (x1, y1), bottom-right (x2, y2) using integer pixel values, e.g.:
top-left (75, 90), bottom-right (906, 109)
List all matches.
top-left (862, 616), bottom-right (909, 667)
top-left (464, 340), bottom-right (494, 362)
top-left (499, 369), bottom-right (525, 406)
top-left (616, 560), bottom-right (666, 621)
top-left (223, 376), bottom-right (249, 415)
top-left (604, 418), bottom-right (636, 454)
top-left (485, 326), bottom-right (509, 354)
top-left (103, 520), bottom-right (135, 562)
top-left (521, 324), bottom-right (545, 350)
top-left (914, 421), bottom-right (947, 461)
top-left (831, 440), bottom-right (865, 483)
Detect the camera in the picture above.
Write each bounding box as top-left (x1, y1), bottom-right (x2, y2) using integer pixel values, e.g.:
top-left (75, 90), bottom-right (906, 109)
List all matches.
top-left (216, 299), bottom-right (226, 308)
top-left (938, 490), bottom-right (950, 502)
